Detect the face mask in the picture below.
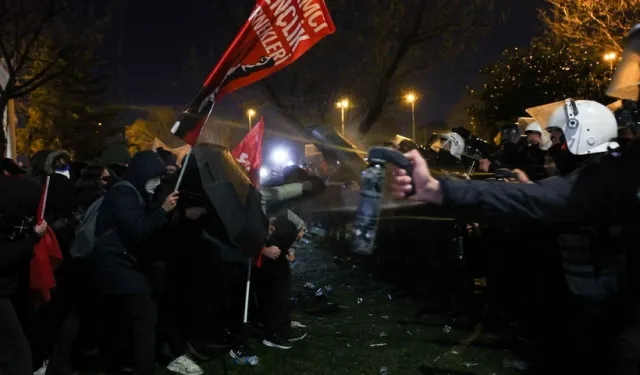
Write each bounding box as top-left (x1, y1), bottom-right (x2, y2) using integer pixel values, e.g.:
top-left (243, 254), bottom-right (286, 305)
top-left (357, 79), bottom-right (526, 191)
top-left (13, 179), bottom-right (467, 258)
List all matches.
top-left (55, 166), bottom-right (71, 179)
top-left (145, 177), bottom-right (162, 194)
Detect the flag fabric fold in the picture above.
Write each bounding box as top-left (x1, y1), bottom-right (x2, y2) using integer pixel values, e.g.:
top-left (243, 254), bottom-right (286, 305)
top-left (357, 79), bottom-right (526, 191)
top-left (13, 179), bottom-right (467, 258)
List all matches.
top-left (171, 0), bottom-right (335, 145)
top-left (30, 176), bottom-right (63, 306)
top-left (232, 117), bottom-right (265, 187)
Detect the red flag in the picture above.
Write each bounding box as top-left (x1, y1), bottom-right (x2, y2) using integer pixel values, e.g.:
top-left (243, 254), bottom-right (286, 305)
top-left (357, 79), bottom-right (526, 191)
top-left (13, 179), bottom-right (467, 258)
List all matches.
top-left (232, 117), bottom-right (265, 187)
top-left (171, 0), bottom-right (335, 145)
top-left (30, 176), bottom-right (63, 306)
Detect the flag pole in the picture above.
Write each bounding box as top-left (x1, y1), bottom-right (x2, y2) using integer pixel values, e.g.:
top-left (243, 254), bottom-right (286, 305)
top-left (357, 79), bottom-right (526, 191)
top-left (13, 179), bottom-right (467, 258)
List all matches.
top-left (173, 148), bottom-right (191, 193)
top-left (243, 257), bottom-right (253, 323)
top-left (40, 176), bottom-right (51, 222)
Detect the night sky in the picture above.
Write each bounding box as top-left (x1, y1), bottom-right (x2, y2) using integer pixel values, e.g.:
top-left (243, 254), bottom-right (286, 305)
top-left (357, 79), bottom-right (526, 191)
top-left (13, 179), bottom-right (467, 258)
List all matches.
top-left (101, 0), bottom-right (546, 146)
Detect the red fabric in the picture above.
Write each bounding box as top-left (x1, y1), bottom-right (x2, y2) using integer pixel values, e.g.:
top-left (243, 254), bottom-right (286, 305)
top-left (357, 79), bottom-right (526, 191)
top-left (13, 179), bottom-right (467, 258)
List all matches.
top-left (30, 231), bottom-right (62, 305)
top-left (232, 117), bottom-right (265, 187)
top-left (256, 249), bottom-right (264, 268)
top-left (177, 0), bottom-right (335, 145)
top-left (30, 177), bottom-right (63, 306)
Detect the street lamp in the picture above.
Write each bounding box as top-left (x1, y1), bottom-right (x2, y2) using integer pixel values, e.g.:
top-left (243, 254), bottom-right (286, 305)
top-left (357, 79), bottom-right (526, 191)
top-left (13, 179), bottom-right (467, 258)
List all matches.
top-left (336, 98), bottom-right (350, 135)
top-left (603, 52), bottom-right (617, 70)
top-left (405, 92), bottom-right (417, 141)
top-left (247, 108), bottom-right (256, 130)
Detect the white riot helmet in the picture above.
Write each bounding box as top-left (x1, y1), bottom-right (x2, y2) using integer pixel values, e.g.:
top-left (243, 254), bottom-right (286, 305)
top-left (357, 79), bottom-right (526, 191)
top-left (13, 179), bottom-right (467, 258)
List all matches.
top-left (524, 121), bottom-right (552, 151)
top-left (547, 99), bottom-right (618, 155)
top-left (439, 132), bottom-right (465, 160)
top-left (525, 122), bottom-right (543, 134)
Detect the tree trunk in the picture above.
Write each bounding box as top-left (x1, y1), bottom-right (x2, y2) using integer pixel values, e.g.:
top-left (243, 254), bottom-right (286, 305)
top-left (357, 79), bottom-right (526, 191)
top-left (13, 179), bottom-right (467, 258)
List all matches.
top-left (0, 97), bottom-right (8, 157)
top-left (6, 99), bottom-right (16, 159)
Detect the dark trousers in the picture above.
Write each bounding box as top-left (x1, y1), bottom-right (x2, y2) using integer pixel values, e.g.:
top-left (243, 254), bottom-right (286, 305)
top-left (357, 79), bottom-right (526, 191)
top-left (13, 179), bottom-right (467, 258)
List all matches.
top-left (0, 298), bottom-right (32, 375)
top-left (19, 259), bottom-right (98, 375)
top-left (105, 293), bottom-right (157, 375)
top-left (256, 263), bottom-right (292, 338)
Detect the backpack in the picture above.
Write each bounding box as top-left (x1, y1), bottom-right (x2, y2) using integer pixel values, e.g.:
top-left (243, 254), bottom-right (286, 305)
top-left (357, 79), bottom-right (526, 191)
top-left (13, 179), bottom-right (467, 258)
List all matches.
top-left (69, 181), bottom-right (143, 259)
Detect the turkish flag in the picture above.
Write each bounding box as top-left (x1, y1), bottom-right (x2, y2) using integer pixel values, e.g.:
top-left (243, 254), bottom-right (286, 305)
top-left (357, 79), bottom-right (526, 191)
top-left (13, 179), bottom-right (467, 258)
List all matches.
top-left (30, 176), bottom-right (63, 306)
top-left (171, 0), bottom-right (335, 145)
top-left (232, 117), bottom-right (265, 187)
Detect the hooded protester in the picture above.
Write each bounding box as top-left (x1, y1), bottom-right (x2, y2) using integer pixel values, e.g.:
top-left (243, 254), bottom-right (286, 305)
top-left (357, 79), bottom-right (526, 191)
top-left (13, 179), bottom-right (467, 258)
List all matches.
top-left (76, 165), bottom-right (110, 213)
top-left (99, 143), bottom-right (132, 180)
top-left (90, 150), bottom-right (178, 375)
top-left (29, 150), bottom-right (77, 253)
top-left (41, 164), bottom-right (112, 375)
top-left (155, 148), bottom-right (178, 174)
top-left (26, 150), bottom-right (79, 375)
top-left (0, 175), bottom-right (46, 375)
top-left (258, 214), bottom-right (304, 349)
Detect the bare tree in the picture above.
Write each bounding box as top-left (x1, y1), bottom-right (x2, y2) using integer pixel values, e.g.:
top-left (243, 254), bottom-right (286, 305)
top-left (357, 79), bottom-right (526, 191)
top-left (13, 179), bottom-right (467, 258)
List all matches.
top-left (0, 0), bottom-right (104, 145)
top-left (540, 0), bottom-right (640, 54)
top-left (210, 0), bottom-right (496, 138)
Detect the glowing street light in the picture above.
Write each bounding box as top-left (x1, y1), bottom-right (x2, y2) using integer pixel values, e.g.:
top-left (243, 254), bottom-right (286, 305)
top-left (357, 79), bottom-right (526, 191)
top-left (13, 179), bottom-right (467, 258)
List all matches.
top-left (405, 92), bottom-right (418, 141)
top-left (603, 52), bottom-right (617, 70)
top-left (259, 166), bottom-right (270, 179)
top-left (336, 98), bottom-right (350, 135)
top-left (271, 148), bottom-right (290, 166)
top-left (247, 108), bottom-right (256, 130)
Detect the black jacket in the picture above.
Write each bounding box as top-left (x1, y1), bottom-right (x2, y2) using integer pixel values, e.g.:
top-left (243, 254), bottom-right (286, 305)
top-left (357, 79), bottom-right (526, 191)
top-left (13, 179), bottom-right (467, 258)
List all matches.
top-left (0, 176), bottom-right (42, 297)
top-left (0, 234), bottom-right (39, 298)
top-left (91, 151), bottom-right (168, 295)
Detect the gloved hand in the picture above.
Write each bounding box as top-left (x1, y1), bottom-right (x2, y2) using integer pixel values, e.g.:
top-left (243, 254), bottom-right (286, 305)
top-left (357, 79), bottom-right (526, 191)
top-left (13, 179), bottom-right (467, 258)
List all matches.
top-left (302, 175), bottom-right (326, 195)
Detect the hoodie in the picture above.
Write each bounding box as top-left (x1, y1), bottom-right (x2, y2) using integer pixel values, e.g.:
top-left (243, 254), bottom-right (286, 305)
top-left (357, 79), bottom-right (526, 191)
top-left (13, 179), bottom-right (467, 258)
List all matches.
top-left (91, 151), bottom-right (168, 295)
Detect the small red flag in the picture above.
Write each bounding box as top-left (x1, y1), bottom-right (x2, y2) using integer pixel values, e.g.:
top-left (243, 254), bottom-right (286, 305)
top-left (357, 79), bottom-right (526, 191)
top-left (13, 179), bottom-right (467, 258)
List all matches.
top-left (31, 176), bottom-right (63, 306)
top-left (232, 117), bottom-right (265, 187)
top-left (171, 0), bottom-right (335, 145)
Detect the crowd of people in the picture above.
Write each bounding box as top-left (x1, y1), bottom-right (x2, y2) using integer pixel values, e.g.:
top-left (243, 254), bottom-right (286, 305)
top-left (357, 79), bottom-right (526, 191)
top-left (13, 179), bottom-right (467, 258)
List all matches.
top-left (0, 143), bottom-right (313, 375)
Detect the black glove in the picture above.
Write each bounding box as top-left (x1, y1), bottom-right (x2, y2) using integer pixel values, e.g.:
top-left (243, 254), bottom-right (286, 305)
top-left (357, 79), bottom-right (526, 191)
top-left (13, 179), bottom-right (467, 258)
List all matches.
top-left (302, 176), bottom-right (326, 196)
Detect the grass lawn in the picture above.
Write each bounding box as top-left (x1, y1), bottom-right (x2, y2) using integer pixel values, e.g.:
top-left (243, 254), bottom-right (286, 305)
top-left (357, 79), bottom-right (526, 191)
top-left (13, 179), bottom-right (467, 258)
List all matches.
top-left (188, 235), bottom-right (527, 375)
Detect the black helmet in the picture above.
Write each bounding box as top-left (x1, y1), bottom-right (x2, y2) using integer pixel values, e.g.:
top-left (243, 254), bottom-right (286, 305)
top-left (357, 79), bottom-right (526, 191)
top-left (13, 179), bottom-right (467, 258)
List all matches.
top-left (500, 124), bottom-right (521, 145)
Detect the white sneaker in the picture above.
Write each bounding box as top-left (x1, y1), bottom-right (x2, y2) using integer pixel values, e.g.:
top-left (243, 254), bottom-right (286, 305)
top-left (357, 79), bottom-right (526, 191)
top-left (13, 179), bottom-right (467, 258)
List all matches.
top-left (291, 321), bottom-right (307, 329)
top-left (166, 355), bottom-right (204, 375)
top-left (34, 361), bottom-right (48, 375)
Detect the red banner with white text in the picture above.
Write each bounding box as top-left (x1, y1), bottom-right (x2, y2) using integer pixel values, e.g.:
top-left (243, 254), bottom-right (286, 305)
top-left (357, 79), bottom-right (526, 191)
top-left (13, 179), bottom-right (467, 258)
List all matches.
top-left (171, 0), bottom-right (335, 145)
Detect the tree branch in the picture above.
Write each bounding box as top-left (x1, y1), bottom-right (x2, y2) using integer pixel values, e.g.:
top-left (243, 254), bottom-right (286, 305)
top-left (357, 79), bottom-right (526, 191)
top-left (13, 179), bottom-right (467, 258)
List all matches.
top-left (14, 0), bottom-right (60, 74)
top-left (12, 66), bottom-right (67, 97)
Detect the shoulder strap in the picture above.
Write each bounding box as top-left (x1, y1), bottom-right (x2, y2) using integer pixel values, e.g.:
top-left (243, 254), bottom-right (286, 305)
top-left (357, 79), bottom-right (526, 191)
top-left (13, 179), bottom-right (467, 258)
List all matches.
top-left (113, 180), bottom-right (145, 206)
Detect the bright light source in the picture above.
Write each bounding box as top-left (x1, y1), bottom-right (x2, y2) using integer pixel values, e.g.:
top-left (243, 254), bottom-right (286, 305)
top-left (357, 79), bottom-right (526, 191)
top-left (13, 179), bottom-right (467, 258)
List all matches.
top-left (284, 160), bottom-right (295, 167)
top-left (336, 98), bottom-right (350, 108)
top-left (603, 52), bottom-right (617, 61)
top-left (247, 109), bottom-right (256, 116)
top-left (271, 148), bottom-right (289, 165)
top-left (259, 166), bottom-right (269, 179)
top-left (405, 93), bottom-right (417, 103)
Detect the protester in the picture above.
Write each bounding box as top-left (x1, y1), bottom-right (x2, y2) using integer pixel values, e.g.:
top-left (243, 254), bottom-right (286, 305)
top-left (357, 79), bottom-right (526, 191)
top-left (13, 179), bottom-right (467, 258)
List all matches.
top-left (0, 175), bottom-right (46, 375)
top-left (89, 151), bottom-right (178, 375)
